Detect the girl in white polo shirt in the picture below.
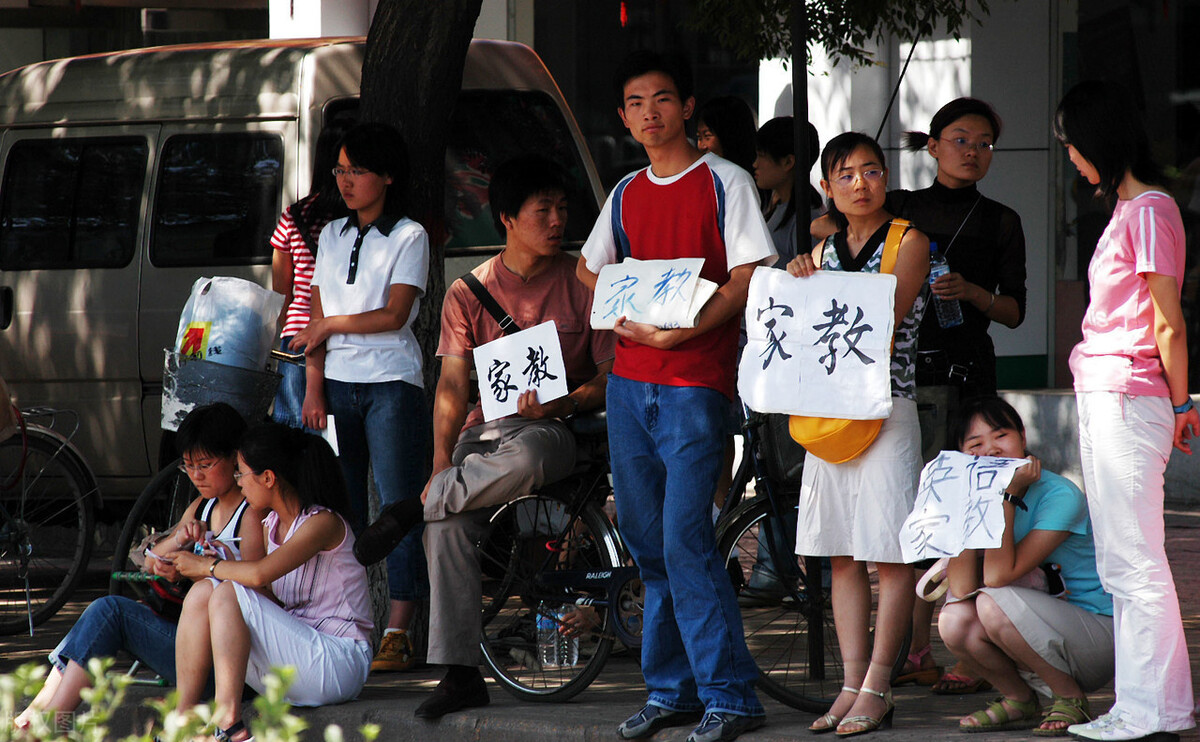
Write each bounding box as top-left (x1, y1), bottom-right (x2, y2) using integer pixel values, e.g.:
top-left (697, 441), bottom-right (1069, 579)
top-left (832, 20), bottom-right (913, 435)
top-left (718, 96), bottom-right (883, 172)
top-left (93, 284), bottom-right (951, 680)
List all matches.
top-left (290, 121), bottom-right (430, 672)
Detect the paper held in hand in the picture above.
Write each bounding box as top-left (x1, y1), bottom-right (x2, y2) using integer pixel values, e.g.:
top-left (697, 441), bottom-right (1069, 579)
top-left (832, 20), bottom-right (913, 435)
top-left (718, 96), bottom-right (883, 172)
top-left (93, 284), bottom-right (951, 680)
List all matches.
top-left (589, 258), bottom-right (718, 330)
top-left (738, 266), bottom-right (896, 419)
top-left (473, 320), bottom-right (569, 422)
top-left (898, 450), bottom-right (1029, 564)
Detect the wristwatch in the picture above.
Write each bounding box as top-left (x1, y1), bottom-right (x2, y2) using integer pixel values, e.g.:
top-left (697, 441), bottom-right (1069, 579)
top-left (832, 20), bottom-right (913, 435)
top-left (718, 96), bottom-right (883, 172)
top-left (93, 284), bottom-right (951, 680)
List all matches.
top-left (564, 396), bottom-right (580, 419)
top-left (1002, 491), bottom-right (1028, 511)
top-left (1173, 398), bottom-right (1194, 415)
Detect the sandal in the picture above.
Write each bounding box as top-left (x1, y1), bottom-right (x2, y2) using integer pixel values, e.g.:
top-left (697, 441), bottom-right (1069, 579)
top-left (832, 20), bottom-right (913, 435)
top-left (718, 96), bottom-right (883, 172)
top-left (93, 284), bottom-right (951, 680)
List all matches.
top-left (932, 669), bottom-right (992, 695)
top-left (1031, 695), bottom-right (1091, 737)
top-left (835, 687), bottom-right (894, 738)
top-left (960, 696), bottom-right (1040, 733)
top-left (892, 644), bottom-right (941, 686)
top-left (810, 686), bottom-right (858, 734)
top-left (213, 720), bottom-right (254, 742)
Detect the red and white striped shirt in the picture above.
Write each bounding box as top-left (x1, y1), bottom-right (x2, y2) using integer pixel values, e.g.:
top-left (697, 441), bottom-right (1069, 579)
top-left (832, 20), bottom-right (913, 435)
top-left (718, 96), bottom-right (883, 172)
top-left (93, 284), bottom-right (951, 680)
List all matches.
top-left (272, 209), bottom-right (316, 337)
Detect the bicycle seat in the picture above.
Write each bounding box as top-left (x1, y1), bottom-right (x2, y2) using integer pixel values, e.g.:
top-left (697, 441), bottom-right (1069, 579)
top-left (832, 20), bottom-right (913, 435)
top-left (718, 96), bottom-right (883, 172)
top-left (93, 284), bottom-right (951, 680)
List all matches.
top-left (566, 410), bottom-right (607, 438)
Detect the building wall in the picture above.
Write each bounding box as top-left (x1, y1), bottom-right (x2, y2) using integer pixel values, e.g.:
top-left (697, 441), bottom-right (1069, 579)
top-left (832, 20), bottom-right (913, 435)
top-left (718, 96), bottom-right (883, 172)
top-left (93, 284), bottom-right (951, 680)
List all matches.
top-left (762, 0), bottom-right (1059, 389)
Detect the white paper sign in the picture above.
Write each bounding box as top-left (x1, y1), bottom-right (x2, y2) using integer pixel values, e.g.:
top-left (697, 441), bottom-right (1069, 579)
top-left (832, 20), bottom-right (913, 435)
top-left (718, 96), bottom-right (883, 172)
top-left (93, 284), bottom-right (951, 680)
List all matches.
top-left (899, 451), bottom-right (1028, 564)
top-left (473, 320), bottom-right (569, 422)
top-left (590, 258), bottom-right (719, 330)
top-left (738, 267), bottom-right (896, 419)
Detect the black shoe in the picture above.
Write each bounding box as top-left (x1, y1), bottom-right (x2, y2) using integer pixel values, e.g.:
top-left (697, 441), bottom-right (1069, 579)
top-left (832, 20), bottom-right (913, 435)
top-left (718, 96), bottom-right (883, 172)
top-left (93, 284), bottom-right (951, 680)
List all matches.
top-left (617, 704), bottom-right (703, 740)
top-left (413, 671), bottom-right (490, 719)
top-left (686, 712), bottom-right (765, 742)
top-left (354, 498), bottom-right (424, 566)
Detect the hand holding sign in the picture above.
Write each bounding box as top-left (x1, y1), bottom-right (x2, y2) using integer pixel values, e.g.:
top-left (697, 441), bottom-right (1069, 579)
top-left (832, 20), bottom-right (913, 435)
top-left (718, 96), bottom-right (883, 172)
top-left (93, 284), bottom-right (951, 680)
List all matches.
top-left (473, 320), bottom-right (569, 422)
top-left (590, 258), bottom-right (718, 330)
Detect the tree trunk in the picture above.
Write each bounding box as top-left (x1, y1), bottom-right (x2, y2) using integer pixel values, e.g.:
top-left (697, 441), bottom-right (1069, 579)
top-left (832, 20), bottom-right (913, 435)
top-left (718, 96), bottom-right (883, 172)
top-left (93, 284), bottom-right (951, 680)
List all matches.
top-left (358, 0), bottom-right (483, 652)
top-left (360, 0), bottom-right (483, 397)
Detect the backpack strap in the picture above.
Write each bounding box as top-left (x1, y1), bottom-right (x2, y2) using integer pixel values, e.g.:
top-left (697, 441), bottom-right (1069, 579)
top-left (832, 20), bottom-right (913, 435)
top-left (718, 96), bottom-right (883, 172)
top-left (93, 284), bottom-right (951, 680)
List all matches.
top-left (461, 273), bottom-right (522, 335)
top-left (880, 218), bottom-right (911, 275)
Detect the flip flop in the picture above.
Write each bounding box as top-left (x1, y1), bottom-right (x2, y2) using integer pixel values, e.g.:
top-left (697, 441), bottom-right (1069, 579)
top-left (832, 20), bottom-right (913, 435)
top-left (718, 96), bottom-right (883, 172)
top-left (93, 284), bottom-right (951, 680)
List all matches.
top-left (893, 643), bottom-right (941, 686)
top-left (932, 671), bottom-right (992, 695)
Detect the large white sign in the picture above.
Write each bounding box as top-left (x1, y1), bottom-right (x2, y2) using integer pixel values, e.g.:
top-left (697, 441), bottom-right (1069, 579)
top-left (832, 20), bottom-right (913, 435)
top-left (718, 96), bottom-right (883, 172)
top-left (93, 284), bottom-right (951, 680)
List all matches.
top-left (590, 258), bottom-right (718, 330)
top-left (473, 321), bottom-right (569, 422)
top-left (899, 451), bottom-right (1028, 564)
top-left (738, 267), bottom-right (896, 419)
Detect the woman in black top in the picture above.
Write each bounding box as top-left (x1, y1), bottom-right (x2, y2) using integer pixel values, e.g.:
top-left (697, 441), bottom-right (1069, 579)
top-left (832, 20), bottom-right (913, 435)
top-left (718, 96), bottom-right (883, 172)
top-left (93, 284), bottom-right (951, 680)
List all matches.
top-left (890, 98), bottom-right (1029, 695)
top-left (888, 97), bottom-right (1027, 398)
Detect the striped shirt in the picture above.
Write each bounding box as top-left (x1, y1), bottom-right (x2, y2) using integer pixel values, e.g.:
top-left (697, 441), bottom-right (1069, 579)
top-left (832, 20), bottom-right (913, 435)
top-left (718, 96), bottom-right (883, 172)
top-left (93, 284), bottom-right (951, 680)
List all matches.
top-left (271, 208), bottom-right (316, 337)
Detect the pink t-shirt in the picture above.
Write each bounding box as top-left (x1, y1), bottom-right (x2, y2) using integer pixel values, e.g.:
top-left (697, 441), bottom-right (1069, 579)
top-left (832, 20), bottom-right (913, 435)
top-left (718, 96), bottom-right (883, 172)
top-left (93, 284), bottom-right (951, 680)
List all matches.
top-left (1070, 191), bottom-right (1185, 396)
top-left (438, 252), bottom-right (615, 431)
top-left (265, 507), bottom-right (372, 643)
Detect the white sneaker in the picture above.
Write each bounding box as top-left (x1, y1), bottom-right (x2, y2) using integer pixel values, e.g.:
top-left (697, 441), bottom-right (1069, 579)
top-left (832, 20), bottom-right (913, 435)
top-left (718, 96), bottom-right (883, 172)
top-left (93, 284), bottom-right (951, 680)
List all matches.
top-left (1067, 710), bottom-right (1179, 741)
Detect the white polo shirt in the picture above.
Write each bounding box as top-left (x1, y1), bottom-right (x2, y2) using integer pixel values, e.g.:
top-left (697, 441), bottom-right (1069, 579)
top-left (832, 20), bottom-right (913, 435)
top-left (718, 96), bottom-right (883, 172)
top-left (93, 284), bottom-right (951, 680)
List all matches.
top-left (311, 214), bottom-right (429, 385)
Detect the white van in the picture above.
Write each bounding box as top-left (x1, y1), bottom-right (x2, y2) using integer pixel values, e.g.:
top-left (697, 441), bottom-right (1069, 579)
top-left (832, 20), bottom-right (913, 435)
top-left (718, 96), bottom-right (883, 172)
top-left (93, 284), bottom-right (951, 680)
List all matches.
top-left (0, 37), bottom-right (602, 499)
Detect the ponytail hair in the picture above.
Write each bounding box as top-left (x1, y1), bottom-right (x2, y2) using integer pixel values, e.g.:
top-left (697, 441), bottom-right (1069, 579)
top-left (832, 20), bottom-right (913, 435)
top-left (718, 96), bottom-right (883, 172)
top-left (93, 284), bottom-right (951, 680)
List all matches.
top-left (1054, 80), bottom-right (1164, 199)
top-left (238, 422), bottom-right (351, 520)
top-left (902, 97), bottom-right (1003, 153)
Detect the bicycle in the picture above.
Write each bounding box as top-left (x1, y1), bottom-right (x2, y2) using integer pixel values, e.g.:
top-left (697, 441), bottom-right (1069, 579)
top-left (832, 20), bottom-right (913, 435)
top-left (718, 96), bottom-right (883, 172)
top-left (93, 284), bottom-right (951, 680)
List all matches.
top-left (0, 406), bottom-right (100, 635)
top-left (476, 411), bottom-right (644, 702)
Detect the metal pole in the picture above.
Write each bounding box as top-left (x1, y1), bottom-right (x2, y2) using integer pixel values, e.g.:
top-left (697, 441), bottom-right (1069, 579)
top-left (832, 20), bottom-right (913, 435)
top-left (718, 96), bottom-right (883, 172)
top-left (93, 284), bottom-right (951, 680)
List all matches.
top-left (792, 0), bottom-right (810, 255)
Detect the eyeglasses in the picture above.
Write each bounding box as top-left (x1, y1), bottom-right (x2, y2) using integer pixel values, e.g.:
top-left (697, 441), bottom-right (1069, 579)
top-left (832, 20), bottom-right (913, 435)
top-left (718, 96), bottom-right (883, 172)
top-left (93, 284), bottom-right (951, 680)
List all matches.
top-left (940, 137), bottom-right (994, 153)
top-left (232, 470), bottom-right (249, 483)
top-left (332, 166), bottom-right (372, 179)
top-left (179, 459), bottom-right (219, 475)
top-left (832, 169), bottom-right (886, 188)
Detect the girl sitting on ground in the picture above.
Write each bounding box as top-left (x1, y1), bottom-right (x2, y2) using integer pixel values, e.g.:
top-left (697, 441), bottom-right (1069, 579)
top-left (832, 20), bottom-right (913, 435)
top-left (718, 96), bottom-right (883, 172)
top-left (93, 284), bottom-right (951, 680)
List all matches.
top-left (14, 403), bottom-right (263, 732)
top-left (939, 396), bottom-right (1113, 736)
top-left (171, 423), bottom-right (372, 742)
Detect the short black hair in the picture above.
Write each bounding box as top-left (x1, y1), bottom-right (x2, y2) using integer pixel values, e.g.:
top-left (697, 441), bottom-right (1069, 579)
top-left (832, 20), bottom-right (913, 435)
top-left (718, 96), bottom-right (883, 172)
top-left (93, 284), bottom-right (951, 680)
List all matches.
top-left (175, 402), bottom-right (247, 460)
top-left (613, 49), bottom-right (694, 108)
top-left (488, 155), bottom-right (568, 236)
top-left (952, 396), bottom-right (1025, 451)
top-left (338, 121), bottom-right (410, 217)
top-left (696, 96), bottom-right (757, 173)
top-left (1054, 80), bottom-right (1164, 198)
top-left (820, 132), bottom-right (887, 229)
top-left (902, 97), bottom-right (1003, 152)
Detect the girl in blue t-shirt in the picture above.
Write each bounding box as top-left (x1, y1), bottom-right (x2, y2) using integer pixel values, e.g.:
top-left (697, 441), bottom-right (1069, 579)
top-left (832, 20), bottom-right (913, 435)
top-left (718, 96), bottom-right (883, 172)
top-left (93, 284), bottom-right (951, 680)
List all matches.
top-left (939, 396), bottom-right (1113, 737)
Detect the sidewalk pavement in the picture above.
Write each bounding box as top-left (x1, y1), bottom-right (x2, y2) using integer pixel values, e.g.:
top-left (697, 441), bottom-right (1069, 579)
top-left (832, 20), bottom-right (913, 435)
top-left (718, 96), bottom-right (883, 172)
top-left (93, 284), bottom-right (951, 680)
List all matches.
top-left (5, 508), bottom-right (1200, 741)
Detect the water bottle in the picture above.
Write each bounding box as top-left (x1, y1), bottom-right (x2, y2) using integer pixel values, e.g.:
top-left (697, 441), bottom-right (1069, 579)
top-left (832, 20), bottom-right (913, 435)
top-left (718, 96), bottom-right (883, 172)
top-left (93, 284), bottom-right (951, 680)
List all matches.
top-left (556, 604), bottom-right (580, 667)
top-left (536, 602), bottom-right (559, 667)
top-left (928, 242), bottom-right (963, 328)
top-left (536, 602), bottom-right (580, 667)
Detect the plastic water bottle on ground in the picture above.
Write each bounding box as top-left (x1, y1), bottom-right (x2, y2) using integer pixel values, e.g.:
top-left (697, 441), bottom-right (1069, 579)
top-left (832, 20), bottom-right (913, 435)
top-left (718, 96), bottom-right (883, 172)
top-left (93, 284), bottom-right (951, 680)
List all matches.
top-left (929, 242), bottom-right (963, 328)
top-left (536, 602), bottom-right (580, 667)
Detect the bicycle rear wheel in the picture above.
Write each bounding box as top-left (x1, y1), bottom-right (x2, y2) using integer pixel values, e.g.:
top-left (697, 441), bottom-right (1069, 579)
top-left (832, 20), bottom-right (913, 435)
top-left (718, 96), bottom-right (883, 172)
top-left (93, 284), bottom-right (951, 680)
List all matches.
top-left (109, 460), bottom-right (196, 600)
top-left (0, 429), bottom-right (96, 635)
top-left (478, 493), bottom-right (621, 702)
top-left (718, 497), bottom-right (844, 712)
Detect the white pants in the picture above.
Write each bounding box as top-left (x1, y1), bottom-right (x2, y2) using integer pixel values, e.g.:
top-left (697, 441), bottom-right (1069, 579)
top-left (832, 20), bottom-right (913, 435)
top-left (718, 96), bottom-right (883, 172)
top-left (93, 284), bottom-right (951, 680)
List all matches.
top-left (1076, 392), bottom-right (1194, 732)
top-left (232, 582), bottom-right (371, 707)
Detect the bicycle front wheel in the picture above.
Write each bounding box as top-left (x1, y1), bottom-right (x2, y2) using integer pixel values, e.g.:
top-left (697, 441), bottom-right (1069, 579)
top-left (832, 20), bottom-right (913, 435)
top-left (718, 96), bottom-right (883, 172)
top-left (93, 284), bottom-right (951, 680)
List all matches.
top-left (718, 497), bottom-right (844, 712)
top-left (109, 460), bottom-right (196, 600)
top-left (0, 429), bottom-right (97, 635)
top-left (478, 493), bottom-right (621, 702)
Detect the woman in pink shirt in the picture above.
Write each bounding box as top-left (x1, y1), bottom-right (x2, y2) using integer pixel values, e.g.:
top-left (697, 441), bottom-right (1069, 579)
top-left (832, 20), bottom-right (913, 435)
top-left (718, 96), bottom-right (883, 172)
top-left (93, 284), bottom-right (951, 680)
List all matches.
top-left (172, 423), bottom-right (372, 742)
top-left (1054, 80), bottom-right (1197, 742)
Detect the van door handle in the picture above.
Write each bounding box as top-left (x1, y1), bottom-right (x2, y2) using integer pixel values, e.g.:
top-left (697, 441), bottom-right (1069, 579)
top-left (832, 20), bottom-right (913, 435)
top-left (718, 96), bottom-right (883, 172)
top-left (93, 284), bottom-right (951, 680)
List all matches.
top-left (1, 286), bottom-right (11, 330)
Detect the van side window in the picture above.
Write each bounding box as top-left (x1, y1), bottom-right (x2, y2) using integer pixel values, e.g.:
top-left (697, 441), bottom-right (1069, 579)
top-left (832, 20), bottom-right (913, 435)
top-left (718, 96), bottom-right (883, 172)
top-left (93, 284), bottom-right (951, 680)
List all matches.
top-left (0, 137), bottom-right (147, 270)
top-left (151, 133), bottom-right (283, 267)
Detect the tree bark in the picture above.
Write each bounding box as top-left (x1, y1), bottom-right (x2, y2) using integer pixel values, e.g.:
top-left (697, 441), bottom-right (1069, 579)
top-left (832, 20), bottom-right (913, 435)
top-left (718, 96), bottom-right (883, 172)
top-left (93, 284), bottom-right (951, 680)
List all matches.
top-left (359, 0), bottom-right (483, 651)
top-left (360, 0), bottom-right (484, 397)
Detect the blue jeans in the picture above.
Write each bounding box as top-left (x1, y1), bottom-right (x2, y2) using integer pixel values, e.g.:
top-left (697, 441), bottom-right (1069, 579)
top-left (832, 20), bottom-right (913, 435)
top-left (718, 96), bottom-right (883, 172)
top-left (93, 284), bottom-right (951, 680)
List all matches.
top-left (50, 596), bottom-right (181, 684)
top-left (606, 375), bottom-right (763, 717)
top-left (326, 378), bottom-right (430, 602)
top-left (272, 336), bottom-right (308, 430)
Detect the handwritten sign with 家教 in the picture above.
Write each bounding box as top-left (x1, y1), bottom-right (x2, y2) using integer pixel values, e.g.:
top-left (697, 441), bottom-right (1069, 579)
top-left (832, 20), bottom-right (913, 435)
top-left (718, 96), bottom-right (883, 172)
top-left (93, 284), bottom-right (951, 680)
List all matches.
top-left (473, 320), bottom-right (569, 422)
top-left (590, 258), bottom-right (718, 330)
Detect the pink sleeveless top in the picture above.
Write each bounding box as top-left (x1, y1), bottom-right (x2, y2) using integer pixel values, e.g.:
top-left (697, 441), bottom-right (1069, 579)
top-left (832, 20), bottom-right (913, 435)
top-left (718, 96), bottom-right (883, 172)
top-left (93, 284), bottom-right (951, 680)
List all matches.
top-left (265, 506), bottom-right (372, 643)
